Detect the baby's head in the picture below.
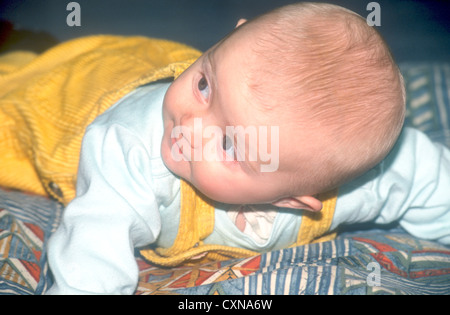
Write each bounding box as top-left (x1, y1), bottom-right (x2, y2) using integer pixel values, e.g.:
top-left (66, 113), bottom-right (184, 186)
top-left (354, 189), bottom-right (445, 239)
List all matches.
top-left (161, 2), bottom-right (405, 211)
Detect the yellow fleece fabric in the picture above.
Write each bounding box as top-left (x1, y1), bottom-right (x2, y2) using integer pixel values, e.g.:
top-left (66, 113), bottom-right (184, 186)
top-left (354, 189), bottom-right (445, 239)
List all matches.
top-left (0, 35), bottom-right (337, 267)
top-left (0, 35), bottom-right (201, 204)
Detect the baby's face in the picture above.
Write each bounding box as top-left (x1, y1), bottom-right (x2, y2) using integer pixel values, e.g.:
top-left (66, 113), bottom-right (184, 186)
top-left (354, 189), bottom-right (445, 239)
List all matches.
top-left (161, 25), bottom-right (303, 205)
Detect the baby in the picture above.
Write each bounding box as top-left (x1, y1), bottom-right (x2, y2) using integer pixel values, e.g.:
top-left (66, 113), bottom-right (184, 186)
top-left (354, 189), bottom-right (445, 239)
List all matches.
top-left (0, 3), bottom-right (449, 294)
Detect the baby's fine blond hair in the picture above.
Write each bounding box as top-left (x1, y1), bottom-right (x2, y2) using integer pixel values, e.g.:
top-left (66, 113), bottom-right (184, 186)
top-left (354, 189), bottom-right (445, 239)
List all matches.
top-left (244, 2), bottom-right (405, 193)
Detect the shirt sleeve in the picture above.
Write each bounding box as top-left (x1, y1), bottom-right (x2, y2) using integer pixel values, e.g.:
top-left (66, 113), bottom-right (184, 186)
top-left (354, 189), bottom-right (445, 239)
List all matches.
top-left (333, 127), bottom-right (450, 244)
top-left (46, 122), bottom-right (162, 294)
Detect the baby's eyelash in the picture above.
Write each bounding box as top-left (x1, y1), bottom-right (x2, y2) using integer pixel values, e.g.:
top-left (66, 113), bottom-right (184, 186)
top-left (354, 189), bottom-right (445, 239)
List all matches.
top-left (222, 135), bottom-right (236, 160)
top-left (197, 75), bottom-right (210, 100)
top-left (198, 76), bottom-right (208, 91)
top-left (222, 135), bottom-right (232, 150)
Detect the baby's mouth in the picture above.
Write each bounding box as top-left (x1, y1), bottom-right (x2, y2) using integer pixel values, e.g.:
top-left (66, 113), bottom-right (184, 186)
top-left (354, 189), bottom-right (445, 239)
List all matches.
top-left (171, 132), bottom-right (193, 161)
top-left (172, 137), bottom-right (183, 156)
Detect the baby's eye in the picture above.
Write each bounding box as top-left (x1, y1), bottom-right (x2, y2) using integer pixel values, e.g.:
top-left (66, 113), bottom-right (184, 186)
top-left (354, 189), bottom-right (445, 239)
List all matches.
top-left (222, 135), bottom-right (236, 160)
top-left (198, 75), bottom-right (210, 100)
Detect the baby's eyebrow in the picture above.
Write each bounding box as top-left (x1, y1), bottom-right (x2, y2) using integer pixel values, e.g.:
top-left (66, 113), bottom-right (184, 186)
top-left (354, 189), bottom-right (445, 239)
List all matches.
top-left (206, 50), bottom-right (216, 73)
top-left (204, 50), bottom-right (217, 90)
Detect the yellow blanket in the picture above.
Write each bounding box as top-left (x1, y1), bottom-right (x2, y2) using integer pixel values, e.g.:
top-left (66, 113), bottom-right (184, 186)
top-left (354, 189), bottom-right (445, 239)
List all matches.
top-left (0, 35), bottom-right (201, 204)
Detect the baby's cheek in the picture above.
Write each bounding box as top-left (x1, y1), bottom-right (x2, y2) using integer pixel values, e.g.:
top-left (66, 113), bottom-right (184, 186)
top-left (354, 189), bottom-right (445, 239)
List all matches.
top-left (191, 171), bottom-right (243, 204)
top-left (190, 170), bottom-right (226, 201)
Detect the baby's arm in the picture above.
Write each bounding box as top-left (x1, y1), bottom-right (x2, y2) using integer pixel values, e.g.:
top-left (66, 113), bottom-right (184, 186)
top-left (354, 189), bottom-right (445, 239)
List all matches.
top-left (386, 128), bottom-right (450, 243)
top-left (47, 122), bottom-right (161, 294)
top-left (333, 127), bottom-right (450, 244)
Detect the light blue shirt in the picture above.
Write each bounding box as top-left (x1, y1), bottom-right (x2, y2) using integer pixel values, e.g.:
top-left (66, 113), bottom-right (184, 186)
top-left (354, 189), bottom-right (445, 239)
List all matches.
top-left (47, 82), bottom-right (450, 294)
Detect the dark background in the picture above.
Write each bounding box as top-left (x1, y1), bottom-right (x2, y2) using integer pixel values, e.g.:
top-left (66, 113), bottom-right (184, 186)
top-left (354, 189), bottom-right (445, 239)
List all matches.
top-left (1, 0), bottom-right (449, 63)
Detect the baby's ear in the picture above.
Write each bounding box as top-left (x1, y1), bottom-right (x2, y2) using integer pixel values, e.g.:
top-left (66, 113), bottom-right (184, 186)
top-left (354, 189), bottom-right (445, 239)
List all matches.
top-left (235, 18), bottom-right (247, 28)
top-left (272, 196), bottom-right (323, 212)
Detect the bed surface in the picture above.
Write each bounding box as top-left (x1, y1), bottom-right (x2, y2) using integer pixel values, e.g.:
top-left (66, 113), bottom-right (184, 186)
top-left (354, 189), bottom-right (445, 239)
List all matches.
top-left (1, 187), bottom-right (449, 295)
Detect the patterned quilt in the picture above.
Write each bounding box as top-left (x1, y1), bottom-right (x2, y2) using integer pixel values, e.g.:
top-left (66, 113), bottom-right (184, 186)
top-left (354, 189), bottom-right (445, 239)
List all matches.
top-left (135, 227), bottom-right (450, 295)
top-left (1, 63), bottom-right (449, 295)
